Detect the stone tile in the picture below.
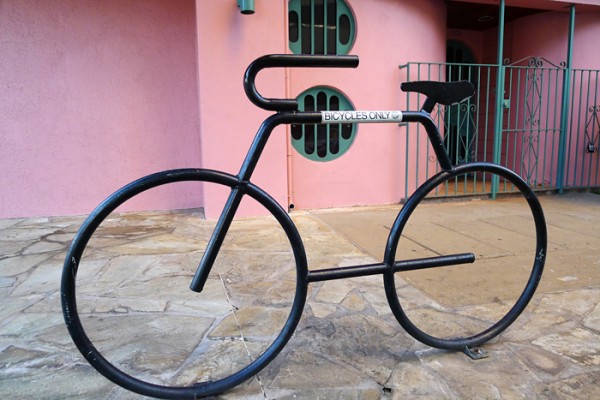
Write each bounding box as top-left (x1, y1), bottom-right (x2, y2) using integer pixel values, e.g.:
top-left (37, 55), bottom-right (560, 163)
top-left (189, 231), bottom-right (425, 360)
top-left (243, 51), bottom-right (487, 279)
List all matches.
top-left (0, 240), bottom-right (37, 257)
top-left (537, 287), bottom-right (600, 316)
top-left (501, 306), bottom-right (577, 343)
top-left (0, 297), bottom-right (44, 322)
top-left (22, 239), bottom-right (65, 255)
top-left (0, 218), bottom-right (24, 230)
top-left (387, 359), bottom-right (456, 398)
top-left (584, 301), bottom-right (600, 333)
top-left (0, 312), bottom-right (64, 341)
top-left (532, 328), bottom-right (600, 366)
top-left (508, 342), bottom-right (583, 381)
top-left (359, 283), bottom-right (396, 317)
top-left (314, 279), bottom-right (356, 304)
top-left (0, 363), bottom-right (114, 400)
top-left (341, 290), bottom-right (367, 311)
top-left (265, 347), bottom-right (365, 389)
top-left (109, 233), bottom-right (206, 255)
top-left (414, 347), bottom-right (543, 399)
top-left (0, 226), bottom-right (58, 241)
top-left (290, 313), bottom-right (413, 386)
top-left (10, 258), bottom-right (63, 295)
top-left (0, 276), bottom-right (16, 288)
top-left (538, 371), bottom-right (600, 399)
top-left (308, 302), bottom-right (337, 318)
top-left (0, 253), bottom-right (52, 277)
top-left (67, 313), bottom-right (212, 379)
top-left (210, 306), bottom-right (290, 338)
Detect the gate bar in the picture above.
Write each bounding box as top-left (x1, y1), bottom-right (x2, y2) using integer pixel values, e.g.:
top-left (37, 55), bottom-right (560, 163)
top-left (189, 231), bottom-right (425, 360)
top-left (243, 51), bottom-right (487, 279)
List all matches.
top-left (492, 0), bottom-right (506, 198)
top-left (556, 5), bottom-right (576, 192)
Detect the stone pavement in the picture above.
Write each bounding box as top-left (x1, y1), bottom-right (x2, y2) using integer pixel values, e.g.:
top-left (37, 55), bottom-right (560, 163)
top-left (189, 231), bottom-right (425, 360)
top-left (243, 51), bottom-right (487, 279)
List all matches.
top-left (1, 192), bottom-right (600, 399)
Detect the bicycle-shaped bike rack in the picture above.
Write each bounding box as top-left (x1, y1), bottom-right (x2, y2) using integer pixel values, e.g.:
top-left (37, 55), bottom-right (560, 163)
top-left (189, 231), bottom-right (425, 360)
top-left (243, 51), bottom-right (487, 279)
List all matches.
top-left (62, 54), bottom-right (547, 399)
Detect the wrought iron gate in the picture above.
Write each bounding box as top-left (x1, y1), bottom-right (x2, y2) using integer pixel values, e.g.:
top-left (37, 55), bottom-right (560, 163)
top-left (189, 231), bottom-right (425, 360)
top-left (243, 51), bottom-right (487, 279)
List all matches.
top-left (564, 68), bottom-right (600, 189)
top-left (501, 56), bottom-right (565, 190)
top-left (398, 59), bottom-right (600, 200)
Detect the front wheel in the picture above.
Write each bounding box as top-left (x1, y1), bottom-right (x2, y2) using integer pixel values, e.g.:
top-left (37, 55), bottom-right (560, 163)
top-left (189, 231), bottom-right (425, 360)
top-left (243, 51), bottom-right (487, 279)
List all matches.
top-left (61, 169), bottom-right (308, 399)
top-left (384, 163), bottom-right (547, 350)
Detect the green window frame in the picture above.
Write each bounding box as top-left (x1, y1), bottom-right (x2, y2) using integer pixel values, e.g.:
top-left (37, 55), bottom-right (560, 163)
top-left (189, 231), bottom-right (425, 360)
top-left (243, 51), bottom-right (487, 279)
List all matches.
top-left (291, 86), bottom-right (357, 162)
top-left (288, 0), bottom-right (356, 55)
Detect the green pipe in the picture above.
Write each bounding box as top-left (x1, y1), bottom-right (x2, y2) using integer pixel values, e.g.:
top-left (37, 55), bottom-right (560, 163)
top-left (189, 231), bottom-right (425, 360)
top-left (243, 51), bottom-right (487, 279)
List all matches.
top-left (492, 0), bottom-right (506, 198)
top-left (556, 5), bottom-right (575, 192)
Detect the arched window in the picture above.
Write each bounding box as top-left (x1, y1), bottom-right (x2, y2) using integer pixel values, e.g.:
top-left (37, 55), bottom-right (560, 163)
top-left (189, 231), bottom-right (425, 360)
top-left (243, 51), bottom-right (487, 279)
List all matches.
top-left (288, 0), bottom-right (356, 55)
top-left (292, 87), bottom-right (357, 161)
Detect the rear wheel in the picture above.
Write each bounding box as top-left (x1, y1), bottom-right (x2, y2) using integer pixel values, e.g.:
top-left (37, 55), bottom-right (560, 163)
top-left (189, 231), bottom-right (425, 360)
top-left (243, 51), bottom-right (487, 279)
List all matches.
top-left (61, 169), bottom-right (308, 399)
top-left (384, 163), bottom-right (546, 350)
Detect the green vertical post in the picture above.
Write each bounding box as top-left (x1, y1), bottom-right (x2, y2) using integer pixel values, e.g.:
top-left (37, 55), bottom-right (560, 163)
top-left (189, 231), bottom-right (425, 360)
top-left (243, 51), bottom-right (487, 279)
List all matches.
top-left (492, 0), bottom-right (506, 198)
top-left (556, 5), bottom-right (575, 193)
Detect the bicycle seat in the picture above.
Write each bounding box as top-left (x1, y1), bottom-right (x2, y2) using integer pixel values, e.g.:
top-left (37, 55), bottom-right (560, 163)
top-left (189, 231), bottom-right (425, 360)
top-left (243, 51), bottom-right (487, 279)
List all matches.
top-left (401, 80), bottom-right (475, 112)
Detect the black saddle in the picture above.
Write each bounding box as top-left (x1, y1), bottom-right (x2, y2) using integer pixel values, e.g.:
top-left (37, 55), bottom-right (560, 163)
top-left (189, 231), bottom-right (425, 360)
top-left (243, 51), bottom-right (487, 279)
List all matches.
top-left (401, 80), bottom-right (475, 112)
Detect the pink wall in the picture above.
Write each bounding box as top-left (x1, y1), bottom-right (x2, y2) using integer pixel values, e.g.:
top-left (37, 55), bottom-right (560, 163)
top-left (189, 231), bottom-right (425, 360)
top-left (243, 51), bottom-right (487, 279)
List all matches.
top-left (1, 0), bottom-right (201, 218)
top-left (3, 1), bottom-right (599, 219)
top-left (511, 12), bottom-right (568, 66)
top-left (509, 9), bottom-right (600, 69)
top-left (571, 11), bottom-right (600, 69)
top-left (195, 1), bottom-right (288, 218)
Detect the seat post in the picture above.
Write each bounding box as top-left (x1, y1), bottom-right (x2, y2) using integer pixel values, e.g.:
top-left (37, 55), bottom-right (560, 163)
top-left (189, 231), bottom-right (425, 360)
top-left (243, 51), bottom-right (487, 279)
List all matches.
top-left (422, 97), bottom-right (437, 114)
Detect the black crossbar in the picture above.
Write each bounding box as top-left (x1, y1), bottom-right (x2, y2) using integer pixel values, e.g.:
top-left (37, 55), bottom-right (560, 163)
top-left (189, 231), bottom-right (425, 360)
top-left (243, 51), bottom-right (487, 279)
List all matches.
top-left (306, 253), bottom-right (475, 283)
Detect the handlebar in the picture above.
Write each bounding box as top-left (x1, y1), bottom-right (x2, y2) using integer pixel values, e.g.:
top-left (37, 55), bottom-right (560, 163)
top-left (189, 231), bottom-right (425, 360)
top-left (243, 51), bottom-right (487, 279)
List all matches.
top-left (244, 54), bottom-right (360, 111)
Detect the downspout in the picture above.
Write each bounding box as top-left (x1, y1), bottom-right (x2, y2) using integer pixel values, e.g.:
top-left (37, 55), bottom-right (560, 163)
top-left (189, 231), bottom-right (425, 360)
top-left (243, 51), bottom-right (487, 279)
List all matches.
top-left (284, 3), bottom-right (295, 210)
top-left (492, 0), bottom-right (506, 198)
top-left (556, 5), bottom-right (575, 193)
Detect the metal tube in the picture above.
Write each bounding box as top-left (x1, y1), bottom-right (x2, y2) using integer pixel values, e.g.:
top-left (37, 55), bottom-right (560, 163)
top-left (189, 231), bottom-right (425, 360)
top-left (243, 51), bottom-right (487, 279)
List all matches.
top-left (189, 187), bottom-right (244, 292)
top-left (306, 253), bottom-right (475, 283)
top-left (393, 253), bottom-right (475, 272)
top-left (556, 5), bottom-right (575, 192)
top-left (405, 106), bottom-right (410, 201)
top-left (403, 111), bottom-right (453, 171)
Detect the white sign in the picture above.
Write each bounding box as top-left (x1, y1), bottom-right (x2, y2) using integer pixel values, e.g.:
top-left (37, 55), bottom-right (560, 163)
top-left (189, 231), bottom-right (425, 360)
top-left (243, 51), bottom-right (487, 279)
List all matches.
top-left (321, 110), bottom-right (403, 124)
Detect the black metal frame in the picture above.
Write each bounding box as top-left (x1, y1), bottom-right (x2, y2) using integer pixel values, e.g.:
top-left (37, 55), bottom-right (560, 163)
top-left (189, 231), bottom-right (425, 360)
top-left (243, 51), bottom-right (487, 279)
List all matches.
top-left (189, 54), bottom-right (475, 293)
top-left (61, 54), bottom-right (548, 400)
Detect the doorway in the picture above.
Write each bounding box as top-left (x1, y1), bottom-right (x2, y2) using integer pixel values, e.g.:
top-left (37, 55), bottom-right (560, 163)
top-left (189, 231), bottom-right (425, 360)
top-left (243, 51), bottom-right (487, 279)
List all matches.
top-left (445, 40), bottom-right (477, 165)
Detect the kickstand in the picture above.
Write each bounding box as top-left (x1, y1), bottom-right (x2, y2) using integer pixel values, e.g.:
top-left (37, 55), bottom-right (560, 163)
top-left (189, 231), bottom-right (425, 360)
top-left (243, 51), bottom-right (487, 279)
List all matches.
top-left (463, 346), bottom-right (488, 360)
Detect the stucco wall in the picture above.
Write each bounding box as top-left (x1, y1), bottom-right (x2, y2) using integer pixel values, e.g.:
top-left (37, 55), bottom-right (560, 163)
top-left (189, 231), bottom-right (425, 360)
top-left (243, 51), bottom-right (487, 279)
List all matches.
top-left (573, 11), bottom-right (600, 68)
top-left (3, 1), bottom-right (598, 219)
top-left (1, 0), bottom-right (200, 218)
top-left (511, 9), bottom-right (600, 68)
top-left (195, 1), bottom-right (288, 218)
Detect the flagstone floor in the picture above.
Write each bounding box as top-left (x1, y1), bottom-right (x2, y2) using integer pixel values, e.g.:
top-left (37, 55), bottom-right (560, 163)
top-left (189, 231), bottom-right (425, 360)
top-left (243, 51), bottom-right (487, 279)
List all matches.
top-left (1, 192), bottom-right (599, 399)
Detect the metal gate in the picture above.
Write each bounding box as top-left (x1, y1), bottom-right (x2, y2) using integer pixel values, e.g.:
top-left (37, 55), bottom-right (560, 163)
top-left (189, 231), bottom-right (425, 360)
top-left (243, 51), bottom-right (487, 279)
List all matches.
top-left (564, 68), bottom-right (600, 189)
top-left (398, 59), bottom-right (600, 200)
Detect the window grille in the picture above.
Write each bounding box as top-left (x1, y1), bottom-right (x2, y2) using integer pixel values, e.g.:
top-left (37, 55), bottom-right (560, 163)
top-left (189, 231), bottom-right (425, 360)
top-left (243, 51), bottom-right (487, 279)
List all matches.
top-left (288, 0), bottom-right (355, 55)
top-left (292, 86), bottom-right (357, 161)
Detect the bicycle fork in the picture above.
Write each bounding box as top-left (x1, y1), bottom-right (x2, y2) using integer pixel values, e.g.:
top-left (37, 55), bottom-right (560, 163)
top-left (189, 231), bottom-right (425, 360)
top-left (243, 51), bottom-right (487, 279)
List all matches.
top-left (189, 186), bottom-right (244, 292)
